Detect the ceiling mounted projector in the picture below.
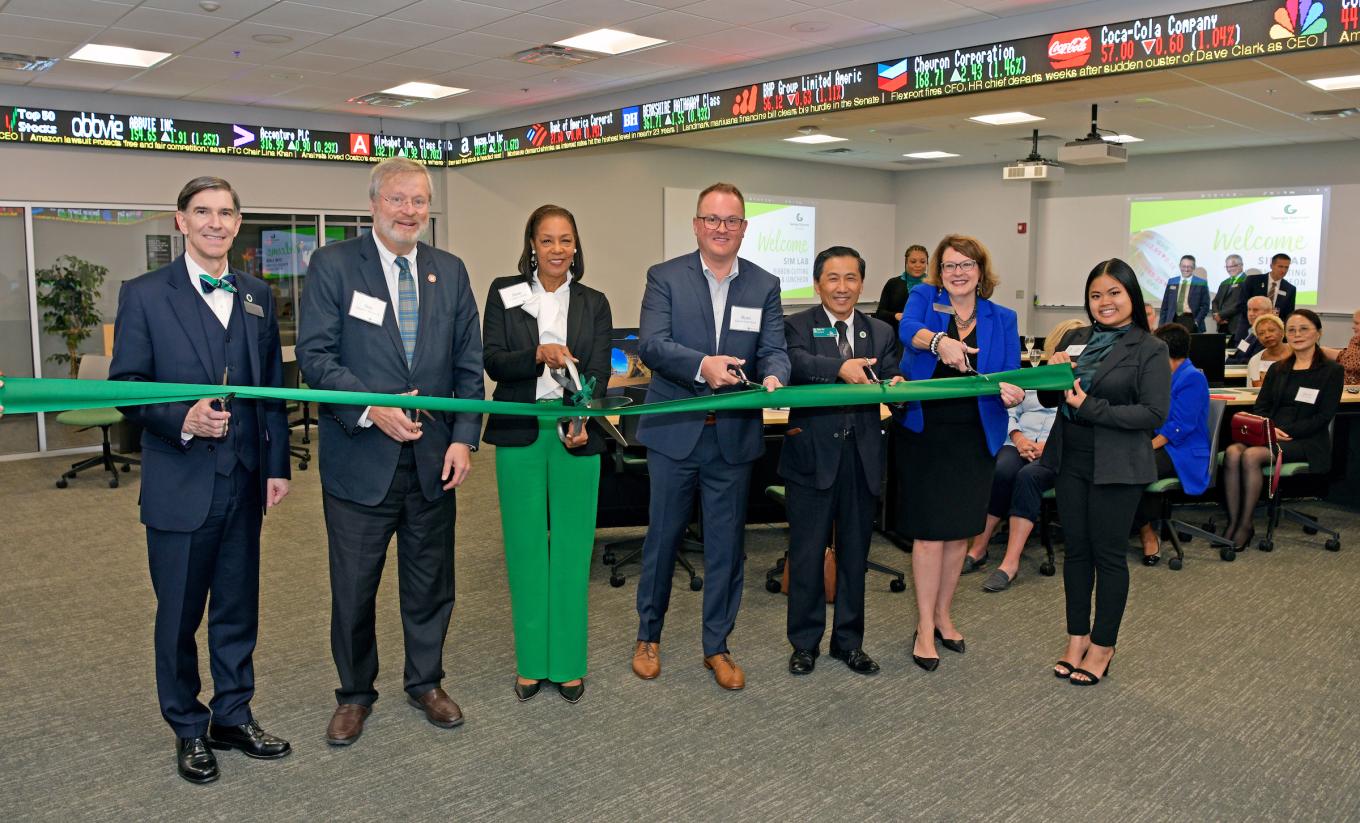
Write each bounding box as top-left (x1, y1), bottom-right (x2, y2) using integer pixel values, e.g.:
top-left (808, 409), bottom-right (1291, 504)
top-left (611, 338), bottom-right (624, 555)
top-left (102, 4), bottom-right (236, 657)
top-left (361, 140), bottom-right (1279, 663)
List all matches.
top-left (1003, 129), bottom-right (1063, 182)
top-left (1057, 104), bottom-right (1128, 166)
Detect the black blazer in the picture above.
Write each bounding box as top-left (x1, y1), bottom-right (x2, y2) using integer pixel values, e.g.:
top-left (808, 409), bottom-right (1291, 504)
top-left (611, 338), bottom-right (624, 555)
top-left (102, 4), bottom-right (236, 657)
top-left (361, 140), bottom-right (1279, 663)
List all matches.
top-left (1039, 325), bottom-right (1171, 485)
top-left (778, 306), bottom-right (902, 492)
top-left (1243, 273), bottom-right (1296, 323)
top-left (1254, 357), bottom-right (1343, 472)
top-left (482, 275), bottom-right (613, 456)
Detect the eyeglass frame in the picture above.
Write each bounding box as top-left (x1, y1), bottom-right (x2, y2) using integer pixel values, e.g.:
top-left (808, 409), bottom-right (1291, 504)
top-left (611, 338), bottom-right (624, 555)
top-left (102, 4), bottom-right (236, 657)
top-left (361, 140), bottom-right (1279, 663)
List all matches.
top-left (379, 194), bottom-right (431, 210)
top-left (695, 214), bottom-right (747, 231)
top-left (939, 260), bottom-right (978, 274)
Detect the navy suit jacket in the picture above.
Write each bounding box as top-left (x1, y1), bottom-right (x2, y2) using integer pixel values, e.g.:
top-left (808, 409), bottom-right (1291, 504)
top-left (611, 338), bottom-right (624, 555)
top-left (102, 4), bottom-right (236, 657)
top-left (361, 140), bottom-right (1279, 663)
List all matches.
top-left (297, 233), bottom-right (485, 506)
top-left (1243, 273), bottom-right (1296, 323)
top-left (1159, 276), bottom-right (1210, 331)
top-left (636, 251), bottom-right (790, 463)
top-left (110, 256), bottom-right (290, 532)
top-left (778, 306), bottom-right (901, 492)
top-left (897, 284), bottom-right (1019, 455)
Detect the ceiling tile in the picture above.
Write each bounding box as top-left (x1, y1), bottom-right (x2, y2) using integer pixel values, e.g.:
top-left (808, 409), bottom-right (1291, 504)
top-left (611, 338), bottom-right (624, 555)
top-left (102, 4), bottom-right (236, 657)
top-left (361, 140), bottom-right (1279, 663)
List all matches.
top-left (624, 10), bottom-right (728, 41)
top-left (302, 36), bottom-right (408, 61)
top-left (683, 26), bottom-right (803, 58)
top-left (619, 41), bottom-right (738, 69)
top-left (339, 61), bottom-right (438, 84)
top-left (112, 8), bottom-right (237, 39)
top-left (1, 0), bottom-right (131, 25)
top-left (290, 0), bottom-right (413, 12)
top-left (341, 17), bottom-right (463, 46)
top-left (531, 0), bottom-right (659, 27)
top-left (246, 1), bottom-right (374, 35)
top-left (475, 14), bottom-right (591, 43)
top-left (381, 46), bottom-right (486, 72)
top-left (683, 0), bottom-right (812, 26)
top-left (26, 59), bottom-right (143, 88)
top-left (95, 28), bottom-right (205, 54)
top-left (425, 31), bottom-right (536, 58)
top-left (0, 14), bottom-right (106, 45)
top-left (266, 50), bottom-right (367, 73)
top-left (829, 0), bottom-right (981, 31)
top-left (750, 9), bottom-right (895, 44)
top-left (0, 32), bottom-right (76, 58)
top-left (136, 0), bottom-right (277, 18)
top-left (0, 67), bottom-right (40, 86)
top-left (458, 57), bottom-right (553, 80)
top-left (387, 0), bottom-right (517, 29)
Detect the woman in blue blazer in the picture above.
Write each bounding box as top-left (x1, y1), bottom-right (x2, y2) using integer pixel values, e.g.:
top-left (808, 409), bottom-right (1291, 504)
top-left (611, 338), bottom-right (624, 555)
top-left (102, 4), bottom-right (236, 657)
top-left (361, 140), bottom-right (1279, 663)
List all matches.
top-left (1133, 323), bottom-right (1210, 565)
top-left (896, 234), bottom-right (1023, 670)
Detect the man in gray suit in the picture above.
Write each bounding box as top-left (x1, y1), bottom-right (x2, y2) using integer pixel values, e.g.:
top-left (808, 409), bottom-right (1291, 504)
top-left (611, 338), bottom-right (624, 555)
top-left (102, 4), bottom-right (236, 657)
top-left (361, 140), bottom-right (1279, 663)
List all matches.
top-left (631, 182), bottom-right (790, 690)
top-left (1211, 254), bottom-right (1246, 340)
top-left (298, 157), bottom-right (484, 745)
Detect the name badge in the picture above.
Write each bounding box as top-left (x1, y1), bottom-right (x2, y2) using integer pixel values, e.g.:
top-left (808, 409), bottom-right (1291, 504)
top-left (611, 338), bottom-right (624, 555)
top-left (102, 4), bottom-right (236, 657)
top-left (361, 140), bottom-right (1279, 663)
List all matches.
top-left (932, 303), bottom-right (955, 315)
top-left (1296, 387), bottom-right (1319, 405)
top-left (243, 300), bottom-right (265, 318)
top-left (813, 326), bottom-right (838, 338)
top-left (499, 282), bottom-right (532, 309)
top-left (730, 306), bottom-right (761, 333)
top-left (1237, 340), bottom-right (1250, 352)
top-left (348, 291), bottom-right (388, 326)
top-left (1065, 344), bottom-right (1087, 357)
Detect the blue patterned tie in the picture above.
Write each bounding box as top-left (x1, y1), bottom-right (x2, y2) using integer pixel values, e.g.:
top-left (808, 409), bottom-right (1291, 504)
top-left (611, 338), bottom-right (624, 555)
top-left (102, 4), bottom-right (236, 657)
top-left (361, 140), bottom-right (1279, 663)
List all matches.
top-left (395, 256), bottom-right (418, 367)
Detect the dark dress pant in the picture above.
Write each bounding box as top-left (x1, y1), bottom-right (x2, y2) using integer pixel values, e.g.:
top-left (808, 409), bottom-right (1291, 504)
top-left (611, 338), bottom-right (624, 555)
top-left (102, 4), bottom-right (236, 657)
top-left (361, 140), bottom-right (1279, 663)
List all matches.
top-left (636, 425), bottom-right (753, 657)
top-left (146, 465), bottom-right (261, 737)
top-left (785, 435), bottom-right (874, 652)
top-left (323, 445), bottom-right (457, 706)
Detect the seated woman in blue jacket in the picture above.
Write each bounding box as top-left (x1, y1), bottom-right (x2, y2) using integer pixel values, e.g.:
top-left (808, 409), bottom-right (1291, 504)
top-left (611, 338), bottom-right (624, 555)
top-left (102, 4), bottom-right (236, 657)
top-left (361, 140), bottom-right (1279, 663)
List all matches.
top-left (1132, 322), bottom-right (1210, 566)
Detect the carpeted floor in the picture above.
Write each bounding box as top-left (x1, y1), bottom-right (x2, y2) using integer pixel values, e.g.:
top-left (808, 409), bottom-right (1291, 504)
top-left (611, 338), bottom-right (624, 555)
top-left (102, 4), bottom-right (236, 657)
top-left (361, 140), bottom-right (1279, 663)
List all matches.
top-left (3, 442), bottom-right (1360, 822)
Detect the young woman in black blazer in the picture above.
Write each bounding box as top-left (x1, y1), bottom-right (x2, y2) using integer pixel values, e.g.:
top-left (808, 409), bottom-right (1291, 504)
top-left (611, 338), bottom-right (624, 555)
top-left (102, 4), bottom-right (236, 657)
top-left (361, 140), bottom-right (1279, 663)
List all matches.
top-left (1042, 259), bottom-right (1170, 686)
top-left (1221, 309), bottom-right (1343, 550)
top-left (482, 204), bottom-right (613, 704)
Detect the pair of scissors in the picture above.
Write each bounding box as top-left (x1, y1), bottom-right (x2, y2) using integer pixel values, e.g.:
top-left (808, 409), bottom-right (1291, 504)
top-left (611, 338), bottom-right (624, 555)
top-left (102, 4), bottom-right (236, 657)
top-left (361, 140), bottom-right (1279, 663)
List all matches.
top-left (217, 368), bottom-right (235, 436)
top-left (958, 353), bottom-right (992, 381)
top-left (862, 362), bottom-right (907, 411)
top-left (725, 363), bottom-right (763, 390)
top-left (549, 359), bottom-right (631, 447)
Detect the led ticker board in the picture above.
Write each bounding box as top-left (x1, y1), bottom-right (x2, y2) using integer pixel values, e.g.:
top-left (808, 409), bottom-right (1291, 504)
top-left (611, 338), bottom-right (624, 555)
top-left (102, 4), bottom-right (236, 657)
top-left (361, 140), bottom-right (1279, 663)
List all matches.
top-left (1, 106), bottom-right (454, 164)
top-left (2, 0), bottom-right (1353, 167)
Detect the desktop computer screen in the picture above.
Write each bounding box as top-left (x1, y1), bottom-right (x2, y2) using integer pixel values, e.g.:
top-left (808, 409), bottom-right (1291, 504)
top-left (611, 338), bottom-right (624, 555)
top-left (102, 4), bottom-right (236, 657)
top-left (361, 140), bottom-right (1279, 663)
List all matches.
top-left (608, 328), bottom-right (650, 393)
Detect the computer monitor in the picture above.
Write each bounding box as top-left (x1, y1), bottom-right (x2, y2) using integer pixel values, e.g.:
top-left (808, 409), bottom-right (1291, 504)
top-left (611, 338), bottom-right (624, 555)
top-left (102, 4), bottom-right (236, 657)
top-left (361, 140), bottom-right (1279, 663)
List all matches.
top-left (608, 327), bottom-right (650, 393)
top-left (1189, 333), bottom-right (1226, 387)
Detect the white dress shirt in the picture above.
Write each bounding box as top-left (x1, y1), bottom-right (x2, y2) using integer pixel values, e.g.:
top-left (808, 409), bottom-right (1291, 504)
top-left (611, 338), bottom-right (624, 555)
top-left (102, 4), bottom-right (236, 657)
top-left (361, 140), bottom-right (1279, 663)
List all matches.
top-left (824, 307), bottom-right (856, 357)
top-left (358, 235), bottom-right (418, 428)
top-left (521, 273), bottom-right (572, 400)
top-left (694, 256), bottom-right (740, 382)
top-left (185, 253), bottom-right (233, 330)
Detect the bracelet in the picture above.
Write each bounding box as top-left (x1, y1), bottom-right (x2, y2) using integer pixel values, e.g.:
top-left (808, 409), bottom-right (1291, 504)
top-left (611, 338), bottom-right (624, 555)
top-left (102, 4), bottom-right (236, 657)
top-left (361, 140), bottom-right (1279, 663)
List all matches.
top-left (928, 331), bottom-right (946, 356)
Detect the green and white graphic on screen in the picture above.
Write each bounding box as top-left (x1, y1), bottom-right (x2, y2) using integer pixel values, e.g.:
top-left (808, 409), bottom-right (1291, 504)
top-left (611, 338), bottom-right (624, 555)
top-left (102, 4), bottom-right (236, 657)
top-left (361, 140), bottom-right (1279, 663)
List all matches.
top-left (1127, 189), bottom-right (1328, 305)
top-left (743, 201), bottom-right (816, 299)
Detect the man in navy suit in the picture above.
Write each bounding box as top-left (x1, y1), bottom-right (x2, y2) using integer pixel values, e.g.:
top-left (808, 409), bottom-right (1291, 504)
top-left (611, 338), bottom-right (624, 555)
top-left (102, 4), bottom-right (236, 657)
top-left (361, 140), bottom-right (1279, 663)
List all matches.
top-left (780, 247), bottom-right (902, 677)
top-left (631, 182), bottom-right (790, 690)
top-left (110, 176), bottom-right (292, 784)
top-left (1243, 253), bottom-right (1297, 328)
top-left (298, 158), bottom-right (484, 745)
top-left (1158, 255), bottom-right (1210, 332)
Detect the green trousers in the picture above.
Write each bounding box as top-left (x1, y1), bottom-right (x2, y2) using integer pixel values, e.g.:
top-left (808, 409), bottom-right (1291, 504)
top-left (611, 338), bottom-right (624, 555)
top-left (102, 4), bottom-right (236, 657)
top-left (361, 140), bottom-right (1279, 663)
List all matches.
top-left (494, 411), bottom-right (601, 682)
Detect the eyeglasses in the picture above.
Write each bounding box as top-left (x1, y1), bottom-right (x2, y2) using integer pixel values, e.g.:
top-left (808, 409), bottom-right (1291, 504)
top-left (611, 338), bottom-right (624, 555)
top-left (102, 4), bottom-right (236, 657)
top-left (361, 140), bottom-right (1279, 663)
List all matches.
top-left (380, 194), bottom-right (430, 209)
top-left (696, 214), bottom-right (746, 231)
top-left (940, 260), bottom-right (977, 274)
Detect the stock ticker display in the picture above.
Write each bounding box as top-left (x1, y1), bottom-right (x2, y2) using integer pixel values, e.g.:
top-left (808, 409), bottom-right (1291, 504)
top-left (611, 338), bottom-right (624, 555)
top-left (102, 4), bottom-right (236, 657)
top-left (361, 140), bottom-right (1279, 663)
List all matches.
top-left (3, 0), bottom-right (1354, 167)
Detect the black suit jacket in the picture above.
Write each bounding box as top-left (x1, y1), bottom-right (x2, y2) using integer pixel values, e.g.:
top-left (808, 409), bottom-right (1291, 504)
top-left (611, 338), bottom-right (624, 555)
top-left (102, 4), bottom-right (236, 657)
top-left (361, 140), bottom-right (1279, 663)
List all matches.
top-left (1039, 325), bottom-right (1171, 485)
top-left (296, 233), bottom-right (485, 506)
top-left (1243, 273), bottom-right (1296, 323)
top-left (481, 275), bottom-right (613, 455)
top-left (110, 257), bottom-right (290, 532)
top-left (778, 306), bottom-right (902, 492)
top-left (1254, 357), bottom-right (1344, 472)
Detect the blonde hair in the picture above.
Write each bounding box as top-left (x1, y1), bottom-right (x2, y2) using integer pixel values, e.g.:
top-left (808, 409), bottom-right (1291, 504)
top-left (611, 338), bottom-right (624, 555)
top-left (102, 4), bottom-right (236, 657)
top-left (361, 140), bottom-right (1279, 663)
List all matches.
top-left (1043, 318), bottom-right (1087, 361)
top-left (925, 234), bottom-right (999, 300)
top-left (1254, 313), bottom-right (1285, 335)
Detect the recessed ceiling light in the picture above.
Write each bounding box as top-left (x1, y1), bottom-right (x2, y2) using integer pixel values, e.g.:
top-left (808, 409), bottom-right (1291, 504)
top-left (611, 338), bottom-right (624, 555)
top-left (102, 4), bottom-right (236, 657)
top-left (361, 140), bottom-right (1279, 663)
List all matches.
top-left (1307, 74), bottom-right (1360, 91)
top-left (381, 81), bottom-right (468, 100)
top-left (903, 150), bottom-right (959, 159)
top-left (1102, 134), bottom-right (1143, 143)
top-left (252, 33), bottom-right (293, 45)
top-left (784, 133), bottom-right (847, 144)
top-left (969, 111), bottom-right (1045, 126)
top-left (69, 43), bottom-right (171, 68)
top-left (555, 29), bottom-right (665, 55)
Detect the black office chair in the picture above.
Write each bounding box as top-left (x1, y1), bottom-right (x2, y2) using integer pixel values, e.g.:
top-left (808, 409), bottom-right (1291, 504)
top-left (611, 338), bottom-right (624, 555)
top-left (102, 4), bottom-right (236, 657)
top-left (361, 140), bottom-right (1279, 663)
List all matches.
top-left (1142, 399), bottom-right (1236, 567)
top-left (760, 485), bottom-right (907, 594)
top-left (601, 388), bottom-right (703, 591)
top-left (280, 357), bottom-right (310, 471)
top-left (284, 346), bottom-right (316, 447)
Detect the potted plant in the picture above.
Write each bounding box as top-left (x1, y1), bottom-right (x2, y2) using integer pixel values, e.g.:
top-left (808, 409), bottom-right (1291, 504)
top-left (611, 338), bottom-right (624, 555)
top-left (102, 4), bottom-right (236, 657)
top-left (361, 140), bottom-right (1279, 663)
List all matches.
top-left (36, 254), bottom-right (107, 378)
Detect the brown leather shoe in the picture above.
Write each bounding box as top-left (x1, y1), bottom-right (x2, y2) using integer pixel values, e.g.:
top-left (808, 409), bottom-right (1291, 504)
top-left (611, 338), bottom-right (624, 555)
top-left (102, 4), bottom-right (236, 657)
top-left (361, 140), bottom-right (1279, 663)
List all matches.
top-left (632, 641), bottom-right (660, 680)
top-left (325, 704), bottom-right (370, 746)
top-left (407, 687), bottom-right (464, 729)
top-left (704, 653), bottom-right (746, 690)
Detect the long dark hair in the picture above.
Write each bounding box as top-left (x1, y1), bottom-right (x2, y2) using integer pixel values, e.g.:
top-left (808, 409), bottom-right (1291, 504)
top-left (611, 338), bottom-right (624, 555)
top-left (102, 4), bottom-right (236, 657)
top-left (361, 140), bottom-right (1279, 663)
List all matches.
top-left (1270, 308), bottom-right (1329, 375)
top-left (517, 204), bottom-right (585, 280)
top-left (1083, 258), bottom-right (1149, 331)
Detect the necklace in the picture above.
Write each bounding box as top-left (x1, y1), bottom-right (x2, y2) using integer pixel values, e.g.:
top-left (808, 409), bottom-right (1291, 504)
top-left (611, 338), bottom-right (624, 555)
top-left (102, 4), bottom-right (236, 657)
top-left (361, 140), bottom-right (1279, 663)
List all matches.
top-left (952, 299), bottom-right (977, 328)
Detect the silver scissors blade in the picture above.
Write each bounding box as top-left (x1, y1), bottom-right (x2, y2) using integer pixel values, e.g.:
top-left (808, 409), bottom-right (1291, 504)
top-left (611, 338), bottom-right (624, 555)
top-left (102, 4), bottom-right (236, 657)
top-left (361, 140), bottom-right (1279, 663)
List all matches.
top-left (553, 362), bottom-right (629, 447)
top-left (726, 364), bottom-right (762, 389)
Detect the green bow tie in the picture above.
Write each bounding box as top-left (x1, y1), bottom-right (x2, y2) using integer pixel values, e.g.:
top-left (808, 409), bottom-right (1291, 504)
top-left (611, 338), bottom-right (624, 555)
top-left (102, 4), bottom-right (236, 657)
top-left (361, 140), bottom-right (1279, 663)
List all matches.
top-left (198, 273), bottom-right (238, 294)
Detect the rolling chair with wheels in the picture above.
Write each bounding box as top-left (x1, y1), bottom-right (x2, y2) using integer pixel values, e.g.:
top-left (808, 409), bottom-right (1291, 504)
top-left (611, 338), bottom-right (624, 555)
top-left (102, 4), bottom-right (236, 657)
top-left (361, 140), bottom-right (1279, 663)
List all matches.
top-left (280, 357), bottom-right (311, 471)
top-left (53, 354), bottom-right (140, 489)
top-left (1142, 399), bottom-right (1236, 567)
top-left (760, 485), bottom-right (906, 594)
top-left (601, 389), bottom-right (703, 591)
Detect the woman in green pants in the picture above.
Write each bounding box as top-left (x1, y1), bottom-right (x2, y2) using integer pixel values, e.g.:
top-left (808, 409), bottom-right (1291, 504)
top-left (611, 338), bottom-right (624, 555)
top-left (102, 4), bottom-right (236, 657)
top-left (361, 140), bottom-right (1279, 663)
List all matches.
top-left (482, 205), bottom-right (613, 703)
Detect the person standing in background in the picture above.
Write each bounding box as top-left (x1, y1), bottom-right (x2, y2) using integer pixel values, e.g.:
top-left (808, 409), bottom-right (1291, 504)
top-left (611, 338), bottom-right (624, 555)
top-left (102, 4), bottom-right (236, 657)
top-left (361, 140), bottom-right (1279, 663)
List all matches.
top-left (1212, 255), bottom-right (1246, 340)
top-left (874, 244), bottom-right (929, 333)
top-left (1243, 253), bottom-right (1297, 327)
top-left (1158, 255), bottom-right (1209, 332)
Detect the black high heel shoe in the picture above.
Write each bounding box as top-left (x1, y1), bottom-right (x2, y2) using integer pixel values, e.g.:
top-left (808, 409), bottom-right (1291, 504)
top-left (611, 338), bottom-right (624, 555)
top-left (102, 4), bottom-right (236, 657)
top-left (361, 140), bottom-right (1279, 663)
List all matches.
top-left (933, 627), bottom-right (965, 654)
top-left (557, 680), bottom-right (585, 704)
top-left (912, 631), bottom-right (940, 672)
top-left (1069, 650), bottom-right (1114, 686)
top-left (513, 678), bottom-right (541, 701)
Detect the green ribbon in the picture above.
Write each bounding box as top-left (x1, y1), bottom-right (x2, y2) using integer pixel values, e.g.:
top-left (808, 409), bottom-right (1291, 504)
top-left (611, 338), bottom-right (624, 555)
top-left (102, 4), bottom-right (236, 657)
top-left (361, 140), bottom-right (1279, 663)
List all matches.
top-left (0, 365), bottom-right (1073, 418)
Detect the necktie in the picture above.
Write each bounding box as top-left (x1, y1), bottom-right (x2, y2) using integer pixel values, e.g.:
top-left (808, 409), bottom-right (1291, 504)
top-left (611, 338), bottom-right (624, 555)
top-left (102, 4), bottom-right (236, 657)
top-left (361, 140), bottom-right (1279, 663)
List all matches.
top-left (395, 256), bottom-right (418, 367)
top-left (835, 320), bottom-right (852, 360)
top-left (199, 272), bottom-right (237, 294)
top-left (1268, 279), bottom-right (1278, 306)
top-left (1180, 279), bottom-right (1191, 315)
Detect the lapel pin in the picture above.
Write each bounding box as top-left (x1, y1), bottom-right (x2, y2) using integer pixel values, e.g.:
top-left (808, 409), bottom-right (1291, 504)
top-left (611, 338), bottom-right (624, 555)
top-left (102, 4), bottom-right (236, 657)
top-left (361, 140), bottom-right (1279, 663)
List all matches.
top-left (245, 293), bottom-right (254, 303)
top-left (427, 273), bottom-right (437, 283)
top-left (859, 330), bottom-right (866, 338)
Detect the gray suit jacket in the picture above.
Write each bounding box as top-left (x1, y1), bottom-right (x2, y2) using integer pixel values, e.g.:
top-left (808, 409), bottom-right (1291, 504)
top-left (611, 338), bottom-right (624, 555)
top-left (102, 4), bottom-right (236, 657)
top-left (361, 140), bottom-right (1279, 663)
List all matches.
top-left (636, 251), bottom-right (790, 463)
top-left (297, 233), bottom-right (485, 505)
top-left (1039, 325), bottom-right (1171, 485)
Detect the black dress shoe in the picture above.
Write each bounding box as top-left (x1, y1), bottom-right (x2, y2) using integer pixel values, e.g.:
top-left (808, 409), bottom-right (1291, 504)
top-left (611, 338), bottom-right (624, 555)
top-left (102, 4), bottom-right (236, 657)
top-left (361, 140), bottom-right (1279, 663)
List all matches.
top-left (557, 680), bottom-right (585, 704)
top-left (934, 627), bottom-right (966, 654)
top-left (788, 648), bottom-right (817, 675)
top-left (514, 678), bottom-right (542, 702)
top-left (206, 720), bottom-right (291, 760)
top-left (1141, 552), bottom-right (1161, 567)
top-left (911, 631), bottom-right (940, 672)
top-left (177, 736), bottom-right (219, 784)
top-left (829, 646), bottom-right (880, 675)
